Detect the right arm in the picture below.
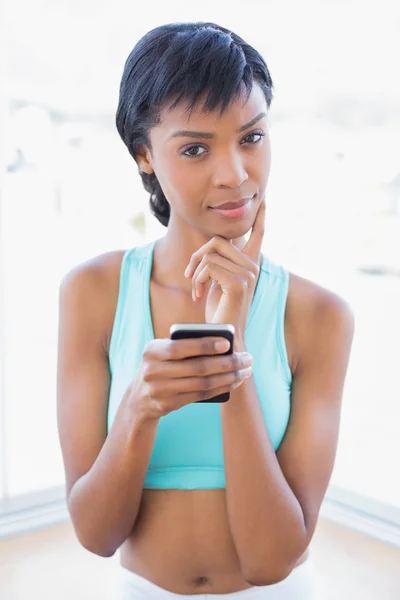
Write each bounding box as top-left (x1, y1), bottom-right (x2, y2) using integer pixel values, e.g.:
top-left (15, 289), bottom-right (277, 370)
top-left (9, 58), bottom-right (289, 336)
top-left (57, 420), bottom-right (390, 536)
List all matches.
top-left (57, 256), bottom-right (252, 557)
top-left (57, 257), bottom-right (159, 558)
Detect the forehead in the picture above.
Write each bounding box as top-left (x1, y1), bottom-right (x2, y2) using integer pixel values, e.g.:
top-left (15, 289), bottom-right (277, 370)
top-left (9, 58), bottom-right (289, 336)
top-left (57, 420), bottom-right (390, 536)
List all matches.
top-left (155, 83), bottom-right (268, 134)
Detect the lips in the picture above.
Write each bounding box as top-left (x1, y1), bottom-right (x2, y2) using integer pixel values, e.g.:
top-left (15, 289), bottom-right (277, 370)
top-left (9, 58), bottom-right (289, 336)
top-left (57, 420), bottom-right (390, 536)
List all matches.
top-left (212, 197), bottom-right (252, 210)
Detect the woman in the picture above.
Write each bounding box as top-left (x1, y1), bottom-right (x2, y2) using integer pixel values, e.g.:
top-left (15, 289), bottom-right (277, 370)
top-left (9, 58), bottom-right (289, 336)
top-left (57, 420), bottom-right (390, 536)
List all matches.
top-left (57, 22), bottom-right (355, 599)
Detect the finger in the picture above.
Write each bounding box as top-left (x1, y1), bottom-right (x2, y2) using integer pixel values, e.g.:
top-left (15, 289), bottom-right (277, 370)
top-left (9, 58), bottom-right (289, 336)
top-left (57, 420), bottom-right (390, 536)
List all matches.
top-left (148, 351), bottom-right (252, 380)
top-left (242, 197), bottom-right (266, 261)
top-left (180, 371), bottom-right (251, 403)
top-left (186, 237), bottom-right (257, 282)
top-left (192, 254), bottom-right (251, 300)
top-left (154, 366), bottom-right (253, 396)
top-left (144, 336), bottom-right (231, 362)
top-left (154, 380), bottom-right (244, 413)
top-left (185, 236), bottom-right (255, 279)
top-left (195, 263), bottom-right (247, 300)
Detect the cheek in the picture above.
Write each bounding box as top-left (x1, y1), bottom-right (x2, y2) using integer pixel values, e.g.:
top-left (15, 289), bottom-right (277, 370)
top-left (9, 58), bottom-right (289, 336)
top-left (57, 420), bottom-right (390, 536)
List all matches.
top-left (163, 158), bottom-right (206, 203)
top-left (149, 159), bottom-right (200, 213)
top-left (249, 144), bottom-right (271, 188)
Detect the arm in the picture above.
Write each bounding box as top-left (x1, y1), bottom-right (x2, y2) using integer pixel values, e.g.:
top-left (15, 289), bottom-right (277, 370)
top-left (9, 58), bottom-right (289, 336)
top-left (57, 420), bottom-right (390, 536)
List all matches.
top-left (221, 285), bottom-right (355, 585)
top-left (57, 257), bottom-right (159, 558)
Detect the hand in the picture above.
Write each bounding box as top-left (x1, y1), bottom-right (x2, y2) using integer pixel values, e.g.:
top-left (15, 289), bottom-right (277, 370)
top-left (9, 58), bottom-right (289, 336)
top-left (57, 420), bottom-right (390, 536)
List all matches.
top-left (184, 199), bottom-right (266, 347)
top-left (128, 337), bottom-right (253, 422)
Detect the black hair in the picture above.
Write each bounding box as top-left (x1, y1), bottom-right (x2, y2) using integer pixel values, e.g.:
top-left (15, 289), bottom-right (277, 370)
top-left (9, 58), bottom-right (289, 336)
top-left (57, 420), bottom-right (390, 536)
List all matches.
top-left (115, 22), bottom-right (274, 227)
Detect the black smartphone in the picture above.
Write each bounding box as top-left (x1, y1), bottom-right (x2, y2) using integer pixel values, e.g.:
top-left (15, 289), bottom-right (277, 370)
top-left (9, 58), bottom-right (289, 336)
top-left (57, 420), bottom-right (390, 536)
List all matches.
top-left (169, 323), bottom-right (235, 403)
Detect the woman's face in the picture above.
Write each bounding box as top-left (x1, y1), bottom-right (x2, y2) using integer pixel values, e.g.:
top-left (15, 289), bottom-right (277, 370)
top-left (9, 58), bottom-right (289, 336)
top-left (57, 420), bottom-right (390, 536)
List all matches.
top-left (138, 82), bottom-right (271, 238)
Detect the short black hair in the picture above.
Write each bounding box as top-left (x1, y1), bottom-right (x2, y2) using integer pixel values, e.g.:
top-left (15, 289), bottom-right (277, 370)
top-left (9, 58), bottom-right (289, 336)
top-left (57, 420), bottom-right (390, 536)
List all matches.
top-left (116, 22), bottom-right (274, 227)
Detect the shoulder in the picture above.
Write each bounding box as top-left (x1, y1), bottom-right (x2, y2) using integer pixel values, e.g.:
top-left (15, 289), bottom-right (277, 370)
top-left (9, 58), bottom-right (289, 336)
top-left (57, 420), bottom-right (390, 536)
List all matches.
top-left (286, 271), bottom-right (355, 375)
top-left (59, 249), bottom-right (128, 353)
top-left (60, 249), bottom-right (127, 290)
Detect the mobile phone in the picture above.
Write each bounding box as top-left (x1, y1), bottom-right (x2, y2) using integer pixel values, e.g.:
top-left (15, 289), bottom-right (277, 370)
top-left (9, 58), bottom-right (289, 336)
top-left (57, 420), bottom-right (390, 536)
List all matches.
top-left (169, 323), bottom-right (235, 403)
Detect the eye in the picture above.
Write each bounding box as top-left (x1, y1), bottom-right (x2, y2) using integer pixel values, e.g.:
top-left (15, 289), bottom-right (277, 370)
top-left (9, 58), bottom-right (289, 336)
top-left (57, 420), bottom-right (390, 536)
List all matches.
top-left (241, 131), bottom-right (265, 145)
top-left (182, 145), bottom-right (207, 158)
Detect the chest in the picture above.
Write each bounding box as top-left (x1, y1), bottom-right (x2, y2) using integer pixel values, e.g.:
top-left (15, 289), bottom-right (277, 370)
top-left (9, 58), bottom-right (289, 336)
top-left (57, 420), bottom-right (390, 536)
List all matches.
top-left (107, 253), bottom-right (295, 474)
top-left (149, 280), bottom-right (217, 340)
top-left (149, 279), bottom-right (296, 375)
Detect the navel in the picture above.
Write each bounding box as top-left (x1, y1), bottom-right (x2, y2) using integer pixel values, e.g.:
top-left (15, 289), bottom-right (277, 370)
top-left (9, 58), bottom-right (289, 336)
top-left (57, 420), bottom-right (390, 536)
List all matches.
top-left (192, 575), bottom-right (212, 588)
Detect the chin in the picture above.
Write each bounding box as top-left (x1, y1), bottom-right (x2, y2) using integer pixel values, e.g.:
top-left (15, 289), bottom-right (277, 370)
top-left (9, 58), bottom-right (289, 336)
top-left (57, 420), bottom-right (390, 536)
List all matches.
top-left (213, 223), bottom-right (252, 241)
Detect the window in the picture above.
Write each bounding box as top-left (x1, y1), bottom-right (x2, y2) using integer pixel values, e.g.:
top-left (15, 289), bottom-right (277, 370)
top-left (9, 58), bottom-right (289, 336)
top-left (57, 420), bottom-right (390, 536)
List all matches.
top-left (1, 0), bottom-right (399, 538)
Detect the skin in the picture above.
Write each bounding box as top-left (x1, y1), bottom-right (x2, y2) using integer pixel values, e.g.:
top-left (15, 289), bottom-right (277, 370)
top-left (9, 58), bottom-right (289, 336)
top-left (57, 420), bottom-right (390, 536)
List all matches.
top-left (137, 82), bottom-right (271, 291)
top-left (57, 82), bottom-right (355, 594)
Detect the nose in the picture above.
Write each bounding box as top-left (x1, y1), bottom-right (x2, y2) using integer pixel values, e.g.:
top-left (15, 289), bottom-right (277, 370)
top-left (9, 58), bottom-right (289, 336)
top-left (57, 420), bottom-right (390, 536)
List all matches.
top-left (212, 151), bottom-right (248, 188)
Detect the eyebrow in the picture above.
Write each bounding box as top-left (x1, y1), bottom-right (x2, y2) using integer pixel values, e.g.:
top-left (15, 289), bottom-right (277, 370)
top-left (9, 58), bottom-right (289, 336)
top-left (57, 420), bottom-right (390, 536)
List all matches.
top-left (168, 111), bottom-right (267, 140)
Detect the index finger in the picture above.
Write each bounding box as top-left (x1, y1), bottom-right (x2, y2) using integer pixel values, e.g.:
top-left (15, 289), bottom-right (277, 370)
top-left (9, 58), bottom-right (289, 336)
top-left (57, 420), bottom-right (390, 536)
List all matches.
top-left (242, 197), bottom-right (266, 261)
top-left (153, 337), bottom-right (231, 360)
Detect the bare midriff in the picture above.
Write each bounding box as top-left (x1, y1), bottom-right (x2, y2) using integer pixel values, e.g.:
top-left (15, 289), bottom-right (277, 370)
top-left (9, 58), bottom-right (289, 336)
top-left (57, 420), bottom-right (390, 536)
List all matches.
top-left (120, 489), bottom-right (309, 594)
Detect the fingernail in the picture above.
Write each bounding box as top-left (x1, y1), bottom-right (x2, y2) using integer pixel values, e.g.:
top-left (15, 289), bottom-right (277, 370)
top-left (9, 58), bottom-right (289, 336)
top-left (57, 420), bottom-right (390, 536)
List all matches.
top-left (215, 340), bottom-right (230, 351)
top-left (184, 266), bottom-right (190, 277)
top-left (242, 352), bottom-right (253, 364)
top-left (241, 366), bottom-right (252, 378)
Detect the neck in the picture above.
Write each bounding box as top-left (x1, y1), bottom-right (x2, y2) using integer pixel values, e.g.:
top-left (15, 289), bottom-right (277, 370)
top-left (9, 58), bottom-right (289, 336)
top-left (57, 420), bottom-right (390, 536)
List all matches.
top-left (152, 215), bottom-right (248, 293)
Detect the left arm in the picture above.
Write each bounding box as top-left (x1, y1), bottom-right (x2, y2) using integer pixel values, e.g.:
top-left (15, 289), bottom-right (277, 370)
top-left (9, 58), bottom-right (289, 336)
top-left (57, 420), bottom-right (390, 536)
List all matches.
top-left (222, 290), bottom-right (355, 586)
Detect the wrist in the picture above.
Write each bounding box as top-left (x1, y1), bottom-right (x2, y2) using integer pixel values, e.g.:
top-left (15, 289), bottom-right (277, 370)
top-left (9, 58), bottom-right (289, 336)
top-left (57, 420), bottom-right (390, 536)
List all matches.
top-left (123, 388), bottom-right (160, 429)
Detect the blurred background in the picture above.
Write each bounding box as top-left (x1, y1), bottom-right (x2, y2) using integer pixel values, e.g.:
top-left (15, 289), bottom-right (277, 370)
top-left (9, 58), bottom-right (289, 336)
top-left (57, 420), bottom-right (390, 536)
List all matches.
top-left (0, 0), bottom-right (399, 598)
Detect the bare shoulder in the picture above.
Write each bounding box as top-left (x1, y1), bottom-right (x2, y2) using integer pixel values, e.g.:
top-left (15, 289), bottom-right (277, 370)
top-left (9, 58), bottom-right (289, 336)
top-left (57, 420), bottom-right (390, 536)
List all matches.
top-left (59, 249), bottom-right (127, 353)
top-left (60, 249), bottom-right (126, 285)
top-left (286, 271), bottom-right (355, 375)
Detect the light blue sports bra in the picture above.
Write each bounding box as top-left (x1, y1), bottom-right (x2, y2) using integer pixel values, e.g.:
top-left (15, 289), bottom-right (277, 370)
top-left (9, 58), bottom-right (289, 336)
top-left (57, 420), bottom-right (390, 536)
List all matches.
top-left (107, 239), bottom-right (292, 490)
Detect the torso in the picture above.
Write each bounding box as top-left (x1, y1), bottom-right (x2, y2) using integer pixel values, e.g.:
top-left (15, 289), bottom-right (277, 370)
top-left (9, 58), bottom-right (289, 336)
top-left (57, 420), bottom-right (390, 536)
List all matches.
top-left (102, 247), bottom-right (310, 595)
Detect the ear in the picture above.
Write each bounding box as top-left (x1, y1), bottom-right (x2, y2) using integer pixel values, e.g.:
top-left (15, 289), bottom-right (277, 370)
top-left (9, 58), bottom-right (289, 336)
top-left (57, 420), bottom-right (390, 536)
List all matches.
top-left (136, 144), bottom-right (154, 175)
